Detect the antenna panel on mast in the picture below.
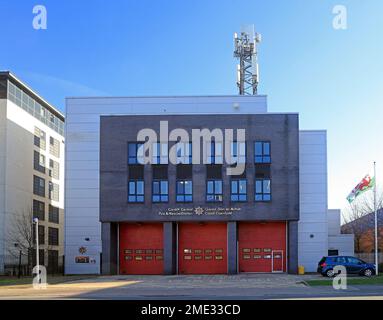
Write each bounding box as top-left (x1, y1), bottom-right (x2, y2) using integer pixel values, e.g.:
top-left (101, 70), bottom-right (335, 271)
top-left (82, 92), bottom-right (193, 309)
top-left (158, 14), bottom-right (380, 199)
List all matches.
top-left (233, 24), bottom-right (261, 95)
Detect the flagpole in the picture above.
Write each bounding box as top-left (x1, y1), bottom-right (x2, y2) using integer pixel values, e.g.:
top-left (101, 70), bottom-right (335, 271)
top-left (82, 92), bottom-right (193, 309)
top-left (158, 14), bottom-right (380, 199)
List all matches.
top-left (374, 161), bottom-right (378, 276)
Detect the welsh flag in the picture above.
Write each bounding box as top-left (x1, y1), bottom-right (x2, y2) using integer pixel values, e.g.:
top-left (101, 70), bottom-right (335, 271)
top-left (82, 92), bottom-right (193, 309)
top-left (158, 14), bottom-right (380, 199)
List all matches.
top-left (347, 175), bottom-right (375, 204)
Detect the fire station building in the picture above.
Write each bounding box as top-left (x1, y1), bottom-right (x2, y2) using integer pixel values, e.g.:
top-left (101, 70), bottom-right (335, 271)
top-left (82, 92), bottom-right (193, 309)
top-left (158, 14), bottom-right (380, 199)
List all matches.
top-left (64, 95), bottom-right (353, 275)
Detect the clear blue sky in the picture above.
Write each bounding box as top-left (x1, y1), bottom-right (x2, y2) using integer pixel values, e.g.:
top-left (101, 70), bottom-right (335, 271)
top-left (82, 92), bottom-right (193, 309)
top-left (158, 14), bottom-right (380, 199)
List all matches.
top-left (0, 0), bottom-right (382, 213)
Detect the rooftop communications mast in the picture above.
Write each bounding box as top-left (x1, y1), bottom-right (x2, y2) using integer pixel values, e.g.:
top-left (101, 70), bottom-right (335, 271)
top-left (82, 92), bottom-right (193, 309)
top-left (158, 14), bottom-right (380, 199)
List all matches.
top-left (234, 25), bottom-right (262, 95)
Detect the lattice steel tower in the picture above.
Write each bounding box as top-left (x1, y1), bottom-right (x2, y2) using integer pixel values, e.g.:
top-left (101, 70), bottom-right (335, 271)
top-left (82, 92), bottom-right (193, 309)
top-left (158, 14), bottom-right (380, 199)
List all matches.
top-left (234, 25), bottom-right (262, 95)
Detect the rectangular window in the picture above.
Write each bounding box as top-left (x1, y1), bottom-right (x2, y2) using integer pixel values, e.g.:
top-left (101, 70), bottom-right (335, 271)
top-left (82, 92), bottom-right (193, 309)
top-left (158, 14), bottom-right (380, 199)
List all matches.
top-left (49, 205), bottom-right (59, 224)
top-left (33, 175), bottom-right (45, 197)
top-left (152, 143), bottom-right (168, 164)
top-left (176, 142), bottom-right (192, 164)
top-left (255, 141), bottom-right (271, 163)
top-left (255, 179), bottom-right (271, 202)
top-left (49, 182), bottom-right (59, 201)
top-left (176, 180), bottom-right (193, 202)
top-left (33, 200), bottom-right (45, 221)
top-left (33, 151), bottom-right (46, 174)
top-left (230, 141), bottom-right (246, 164)
top-left (128, 142), bottom-right (144, 164)
top-left (128, 180), bottom-right (144, 203)
top-left (34, 127), bottom-right (46, 150)
top-left (48, 227), bottom-right (59, 246)
top-left (206, 142), bottom-right (223, 164)
top-left (48, 250), bottom-right (59, 274)
top-left (49, 159), bottom-right (60, 180)
top-left (206, 180), bottom-right (223, 202)
top-left (328, 249), bottom-right (339, 256)
top-left (231, 179), bottom-right (247, 202)
top-left (49, 137), bottom-right (60, 158)
top-left (152, 180), bottom-right (169, 203)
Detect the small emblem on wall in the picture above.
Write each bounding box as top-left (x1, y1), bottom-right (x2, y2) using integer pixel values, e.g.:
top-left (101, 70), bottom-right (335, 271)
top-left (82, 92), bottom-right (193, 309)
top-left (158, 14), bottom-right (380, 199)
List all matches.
top-left (194, 207), bottom-right (204, 215)
top-left (79, 246), bottom-right (87, 255)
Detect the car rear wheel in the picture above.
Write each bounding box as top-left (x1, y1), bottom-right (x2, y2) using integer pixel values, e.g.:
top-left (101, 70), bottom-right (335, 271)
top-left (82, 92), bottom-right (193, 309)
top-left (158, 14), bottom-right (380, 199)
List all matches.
top-left (326, 269), bottom-right (335, 277)
top-left (363, 269), bottom-right (373, 277)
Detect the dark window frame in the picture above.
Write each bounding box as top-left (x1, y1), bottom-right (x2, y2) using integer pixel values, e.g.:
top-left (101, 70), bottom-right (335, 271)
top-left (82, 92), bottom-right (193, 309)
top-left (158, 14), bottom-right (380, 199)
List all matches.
top-left (33, 199), bottom-right (45, 221)
top-left (49, 136), bottom-right (60, 158)
top-left (33, 175), bottom-right (45, 197)
top-left (152, 180), bottom-right (169, 203)
top-left (49, 205), bottom-right (60, 224)
top-left (34, 127), bottom-right (46, 150)
top-left (255, 178), bottom-right (272, 202)
top-left (48, 227), bottom-right (59, 246)
top-left (176, 180), bottom-right (193, 203)
top-left (230, 179), bottom-right (247, 202)
top-left (49, 182), bottom-right (59, 201)
top-left (176, 142), bottom-right (192, 164)
top-left (128, 142), bottom-right (144, 165)
top-left (128, 180), bottom-right (145, 203)
top-left (206, 179), bottom-right (223, 203)
top-left (207, 141), bottom-right (223, 164)
top-left (33, 151), bottom-right (46, 174)
top-left (49, 159), bottom-right (60, 179)
top-left (255, 141), bottom-right (271, 164)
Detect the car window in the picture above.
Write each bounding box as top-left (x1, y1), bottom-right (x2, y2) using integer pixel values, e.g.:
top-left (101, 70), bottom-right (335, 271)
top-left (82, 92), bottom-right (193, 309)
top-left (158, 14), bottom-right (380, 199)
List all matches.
top-left (336, 257), bottom-right (347, 264)
top-left (347, 257), bottom-right (361, 264)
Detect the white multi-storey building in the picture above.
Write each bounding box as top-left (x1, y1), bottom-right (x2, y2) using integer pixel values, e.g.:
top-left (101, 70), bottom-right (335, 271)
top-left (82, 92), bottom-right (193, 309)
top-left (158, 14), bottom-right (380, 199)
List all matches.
top-left (0, 71), bottom-right (65, 275)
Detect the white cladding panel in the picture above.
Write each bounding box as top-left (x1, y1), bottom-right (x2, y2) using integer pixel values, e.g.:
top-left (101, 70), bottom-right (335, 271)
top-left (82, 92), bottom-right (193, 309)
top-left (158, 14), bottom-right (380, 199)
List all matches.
top-left (328, 235), bottom-right (355, 256)
top-left (328, 209), bottom-right (341, 236)
top-left (327, 209), bottom-right (354, 256)
top-left (298, 131), bottom-right (329, 272)
top-left (65, 95), bottom-right (268, 274)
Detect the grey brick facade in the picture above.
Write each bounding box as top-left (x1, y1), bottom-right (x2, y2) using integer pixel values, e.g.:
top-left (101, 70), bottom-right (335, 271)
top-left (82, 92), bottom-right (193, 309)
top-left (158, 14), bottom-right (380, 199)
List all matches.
top-left (100, 113), bottom-right (299, 274)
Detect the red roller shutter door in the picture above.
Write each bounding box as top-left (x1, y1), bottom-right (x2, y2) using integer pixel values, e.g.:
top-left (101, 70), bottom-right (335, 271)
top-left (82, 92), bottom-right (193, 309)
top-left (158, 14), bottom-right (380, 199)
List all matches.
top-left (238, 222), bottom-right (287, 273)
top-left (119, 223), bottom-right (164, 275)
top-left (178, 223), bottom-right (227, 275)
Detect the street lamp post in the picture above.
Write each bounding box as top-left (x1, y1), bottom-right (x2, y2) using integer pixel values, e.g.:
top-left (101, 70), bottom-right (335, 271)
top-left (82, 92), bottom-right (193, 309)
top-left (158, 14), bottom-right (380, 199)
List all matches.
top-left (33, 217), bottom-right (40, 283)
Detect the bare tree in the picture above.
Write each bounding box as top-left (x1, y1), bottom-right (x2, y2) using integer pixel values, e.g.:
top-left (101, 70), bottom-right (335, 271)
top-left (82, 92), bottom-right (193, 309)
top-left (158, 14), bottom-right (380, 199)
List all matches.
top-left (358, 189), bottom-right (383, 214)
top-left (6, 208), bottom-right (35, 268)
top-left (342, 191), bottom-right (383, 253)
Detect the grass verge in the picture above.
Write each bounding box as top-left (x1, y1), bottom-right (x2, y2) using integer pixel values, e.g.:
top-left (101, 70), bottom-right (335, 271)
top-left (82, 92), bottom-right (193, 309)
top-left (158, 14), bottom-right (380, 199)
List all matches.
top-left (306, 275), bottom-right (383, 286)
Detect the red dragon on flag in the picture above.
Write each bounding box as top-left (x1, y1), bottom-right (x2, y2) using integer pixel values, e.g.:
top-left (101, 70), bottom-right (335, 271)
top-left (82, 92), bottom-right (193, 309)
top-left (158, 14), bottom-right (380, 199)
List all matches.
top-left (347, 175), bottom-right (375, 204)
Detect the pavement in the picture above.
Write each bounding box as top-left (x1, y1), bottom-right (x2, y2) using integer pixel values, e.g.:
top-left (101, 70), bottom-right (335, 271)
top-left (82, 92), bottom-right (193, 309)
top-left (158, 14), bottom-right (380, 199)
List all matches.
top-left (0, 274), bottom-right (383, 300)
